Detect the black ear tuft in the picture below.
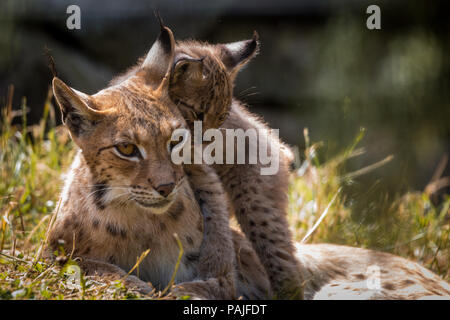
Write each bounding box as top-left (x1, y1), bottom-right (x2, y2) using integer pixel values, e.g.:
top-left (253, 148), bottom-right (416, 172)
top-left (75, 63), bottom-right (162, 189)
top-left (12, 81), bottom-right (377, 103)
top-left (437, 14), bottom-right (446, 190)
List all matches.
top-left (154, 10), bottom-right (165, 30)
top-left (153, 11), bottom-right (172, 54)
top-left (44, 46), bottom-right (58, 78)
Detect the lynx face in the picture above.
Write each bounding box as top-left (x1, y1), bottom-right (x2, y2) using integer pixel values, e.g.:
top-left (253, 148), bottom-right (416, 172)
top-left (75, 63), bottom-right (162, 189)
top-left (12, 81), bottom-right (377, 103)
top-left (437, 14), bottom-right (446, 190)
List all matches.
top-left (53, 26), bottom-right (190, 215)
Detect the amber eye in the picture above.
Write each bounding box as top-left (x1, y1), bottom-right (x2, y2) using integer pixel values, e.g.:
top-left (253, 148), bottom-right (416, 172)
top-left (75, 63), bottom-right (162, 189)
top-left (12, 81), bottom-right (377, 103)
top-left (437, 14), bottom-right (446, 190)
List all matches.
top-left (114, 143), bottom-right (140, 158)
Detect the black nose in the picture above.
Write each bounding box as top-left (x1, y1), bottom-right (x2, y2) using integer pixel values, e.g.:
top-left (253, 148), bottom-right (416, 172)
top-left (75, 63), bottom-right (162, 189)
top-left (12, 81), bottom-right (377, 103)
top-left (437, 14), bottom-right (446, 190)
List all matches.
top-left (155, 183), bottom-right (175, 197)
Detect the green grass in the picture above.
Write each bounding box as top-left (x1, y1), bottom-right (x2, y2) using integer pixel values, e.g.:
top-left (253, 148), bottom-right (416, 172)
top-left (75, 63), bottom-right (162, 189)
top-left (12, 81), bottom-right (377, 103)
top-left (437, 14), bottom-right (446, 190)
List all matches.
top-left (0, 89), bottom-right (448, 299)
top-left (288, 128), bottom-right (450, 281)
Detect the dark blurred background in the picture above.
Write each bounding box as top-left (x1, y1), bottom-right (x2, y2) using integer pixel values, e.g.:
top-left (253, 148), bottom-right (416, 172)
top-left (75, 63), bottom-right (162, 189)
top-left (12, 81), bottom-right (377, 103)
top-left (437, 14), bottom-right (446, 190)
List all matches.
top-left (1, 0), bottom-right (449, 200)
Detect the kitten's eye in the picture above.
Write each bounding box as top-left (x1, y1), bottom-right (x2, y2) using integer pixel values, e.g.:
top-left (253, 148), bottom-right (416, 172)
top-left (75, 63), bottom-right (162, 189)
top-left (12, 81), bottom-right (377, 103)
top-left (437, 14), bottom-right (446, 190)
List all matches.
top-left (115, 143), bottom-right (140, 158)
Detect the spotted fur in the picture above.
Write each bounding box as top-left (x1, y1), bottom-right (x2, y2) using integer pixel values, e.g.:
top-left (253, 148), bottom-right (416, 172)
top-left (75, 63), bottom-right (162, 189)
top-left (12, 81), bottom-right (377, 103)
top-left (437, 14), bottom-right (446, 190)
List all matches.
top-left (296, 243), bottom-right (450, 299)
top-left (45, 22), bottom-right (450, 301)
top-left (158, 30), bottom-right (450, 300)
top-left (45, 25), bottom-right (271, 299)
top-left (169, 35), bottom-right (304, 298)
top-left (112, 30), bottom-right (303, 299)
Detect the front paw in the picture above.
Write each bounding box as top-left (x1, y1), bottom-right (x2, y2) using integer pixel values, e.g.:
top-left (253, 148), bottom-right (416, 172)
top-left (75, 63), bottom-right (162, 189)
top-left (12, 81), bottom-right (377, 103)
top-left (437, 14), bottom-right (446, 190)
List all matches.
top-left (171, 281), bottom-right (209, 300)
top-left (122, 275), bottom-right (155, 295)
top-left (172, 277), bottom-right (236, 300)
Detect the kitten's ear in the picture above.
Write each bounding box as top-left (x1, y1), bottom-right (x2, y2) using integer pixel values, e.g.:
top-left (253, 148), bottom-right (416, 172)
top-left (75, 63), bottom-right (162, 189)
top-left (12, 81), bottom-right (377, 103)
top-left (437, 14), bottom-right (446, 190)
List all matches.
top-left (52, 77), bottom-right (103, 137)
top-left (171, 54), bottom-right (205, 88)
top-left (141, 19), bottom-right (175, 89)
top-left (219, 31), bottom-right (259, 78)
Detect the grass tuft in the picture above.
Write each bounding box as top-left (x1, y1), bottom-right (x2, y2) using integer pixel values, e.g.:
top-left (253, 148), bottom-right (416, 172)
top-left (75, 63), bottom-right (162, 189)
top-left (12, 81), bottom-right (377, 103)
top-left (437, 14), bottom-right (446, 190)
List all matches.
top-left (288, 129), bottom-right (449, 281)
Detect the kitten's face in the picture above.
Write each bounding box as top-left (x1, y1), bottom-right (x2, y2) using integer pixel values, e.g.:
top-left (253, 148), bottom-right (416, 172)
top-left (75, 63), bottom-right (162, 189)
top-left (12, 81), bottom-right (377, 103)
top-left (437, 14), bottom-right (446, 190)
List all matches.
top-left (169, 46), bottom-right (232, 132)
top-left (168, 36), bottom-right (259, 132)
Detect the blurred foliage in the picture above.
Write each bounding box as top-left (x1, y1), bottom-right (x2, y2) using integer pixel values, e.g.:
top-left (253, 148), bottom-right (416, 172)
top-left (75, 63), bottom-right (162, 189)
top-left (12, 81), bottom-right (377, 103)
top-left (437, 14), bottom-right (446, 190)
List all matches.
top-left (289, 129), bottom-right (450, 281)
top-left (292, 14), bottom-right (449, 197)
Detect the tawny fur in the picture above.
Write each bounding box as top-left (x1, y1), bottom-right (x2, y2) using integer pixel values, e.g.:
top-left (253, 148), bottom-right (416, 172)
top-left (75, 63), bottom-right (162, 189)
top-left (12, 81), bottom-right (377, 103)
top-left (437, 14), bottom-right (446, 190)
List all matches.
top-left (45, 24), bottom-right (450, 300)
top-left (163, 35), bottom-right (450, 300)
top-left (172, 39), bottom-right (304, 299)
top-left (112, 35), bottom-right (304, 299)
top-left (45, 26), bottom-right (271, 300)
top-left (296, 243), bottom-right (450, 299)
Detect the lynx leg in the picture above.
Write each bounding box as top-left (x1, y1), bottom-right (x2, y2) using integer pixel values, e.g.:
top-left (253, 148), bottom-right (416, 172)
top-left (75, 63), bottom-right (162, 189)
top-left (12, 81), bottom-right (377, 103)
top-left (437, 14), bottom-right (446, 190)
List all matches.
top-left (218, 163), bottom-right (304, 299)
top-left (173, 274), bottom-right (236, 300)
top-left (232, 229), bottom-right (272, 300)
top-left (173, 229), bottom-right (271, 300)
top-left (183, 164), bottom-right (237, 297)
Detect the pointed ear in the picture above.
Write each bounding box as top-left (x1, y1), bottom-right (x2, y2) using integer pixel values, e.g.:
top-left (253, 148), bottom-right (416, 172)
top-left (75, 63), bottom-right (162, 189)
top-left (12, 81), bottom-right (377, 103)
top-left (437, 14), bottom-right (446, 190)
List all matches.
top-left (170, 54), bottom-right (204, 90)
top-left (219, 31), bottom-right (259, 78)
top-left (52, 77), bottom-right (103, 138)
top-left (141, 21), bottom-right (175, 89)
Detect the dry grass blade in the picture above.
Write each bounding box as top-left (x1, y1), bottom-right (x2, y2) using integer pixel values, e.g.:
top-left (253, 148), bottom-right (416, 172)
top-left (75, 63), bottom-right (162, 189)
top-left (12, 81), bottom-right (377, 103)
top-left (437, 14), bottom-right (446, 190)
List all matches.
top-left (23, 214), bottom-right (50, 250)
top-left (340, 154), bottom-right (394, 181)
top-left (43, 46), bottom-right (58, 78)
top-left (301, 188), bottom-right (341, 243)
top-left (0, 204), bottom-right (14, 253)
top-left (69, 232), bottom-right (76, 260)
top-left (1, 212), bottom-right (7, 252)
top-left (123, 249), bottom-right (151, 279)
top-left (332, 147), bottom-right (366, 165)
top-left (33, 197), bottom-right (62, 265)
top-left (159, 233), bottom-right (183, 297)
top-left (0, 251), bottom-right (31, 265)
top-left (424, 177), bottom-right (450, 196)
top-left (429, 154), bottom-right (448, 184)
top-left (425, 153), bottom-right (449, 196)
top-left (5, 85), bottom-right (14, 123)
